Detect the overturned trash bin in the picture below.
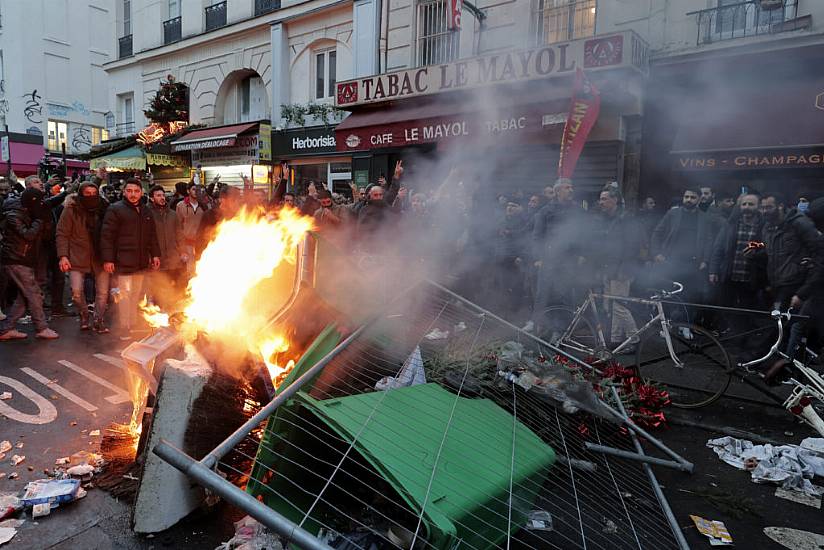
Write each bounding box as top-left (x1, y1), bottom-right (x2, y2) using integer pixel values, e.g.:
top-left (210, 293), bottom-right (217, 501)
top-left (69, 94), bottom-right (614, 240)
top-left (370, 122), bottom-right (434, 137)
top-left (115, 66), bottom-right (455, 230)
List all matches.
top-left (247, 382), bottom-right (555, 549)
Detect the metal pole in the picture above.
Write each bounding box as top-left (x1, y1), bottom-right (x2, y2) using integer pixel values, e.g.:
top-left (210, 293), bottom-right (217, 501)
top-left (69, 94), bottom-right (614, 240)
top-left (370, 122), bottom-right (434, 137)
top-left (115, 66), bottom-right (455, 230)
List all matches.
top-left (612, 387), bottom-right (691, 550)
top-left (201, 318), bottom-right (377, 468)
top-left (583, 442), bottom-right (694, 473)
top-left (427, 279), bottom-right (694, 470)
top-left (154, 440), bottom-right (333, 550)
top-left (4, 124), bottom-right (11, 179)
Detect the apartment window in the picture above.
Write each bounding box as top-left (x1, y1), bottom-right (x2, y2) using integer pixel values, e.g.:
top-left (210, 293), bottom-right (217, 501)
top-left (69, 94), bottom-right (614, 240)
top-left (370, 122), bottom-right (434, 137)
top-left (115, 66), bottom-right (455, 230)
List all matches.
top-left (168, 0), bottom-right (180, 19)
top-left (123, 0), bottom-right (131, 35)
top-left (532, 0), bottom-right (596, 46)
top-left (124, 96), bottom-right (133, 123)
top-left (47, 121), bottom-right (68, 151)
top-left (238, 75), bottom-right (265, 122)
top-left (92, 127), bottom-right (110, 146)
top-left (315, 50), bottom-right (337, 100)
top-left (417, 0), bottom-right (459, 67)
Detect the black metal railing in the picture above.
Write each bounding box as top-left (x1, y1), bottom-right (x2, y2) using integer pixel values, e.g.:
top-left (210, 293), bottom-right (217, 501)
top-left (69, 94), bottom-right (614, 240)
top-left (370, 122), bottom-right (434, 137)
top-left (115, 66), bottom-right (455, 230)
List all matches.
top-left (118, 34), bottom-right (133, 58)
top-left (205, 1), bottom-right (227, 31)
top-left (688, 0), bottom-right (804, 45)
top-left (254, 0), bottom-right (280, 16)
top-left (163, 16), bottom-right (182, 45)
top-left (115, 122), bottom-right (135, 138)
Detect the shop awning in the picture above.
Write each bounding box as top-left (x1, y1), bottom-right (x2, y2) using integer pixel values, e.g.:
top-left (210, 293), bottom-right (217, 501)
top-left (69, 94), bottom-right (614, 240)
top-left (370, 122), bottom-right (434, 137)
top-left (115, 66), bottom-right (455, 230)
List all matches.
top-left (146, 153), bottom-right (188, 167)
top-left (90, 145), bottom-right (146, 171)
top-left (171, 123), bottom-right (258, 152)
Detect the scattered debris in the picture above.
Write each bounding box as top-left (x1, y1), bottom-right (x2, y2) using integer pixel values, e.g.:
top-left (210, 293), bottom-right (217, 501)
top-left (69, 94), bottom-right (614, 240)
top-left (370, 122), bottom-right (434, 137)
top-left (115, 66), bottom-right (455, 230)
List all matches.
top-left (602, 519), bottom-right (618, 534)
top-left (13, 444), bottom-right (21, 450)
top-left (89, 430), bottom-right (100, 437)
top-left (54, 458), bottom-right (69, 466)
top-left (31, 503), bottom-right (50, 518)
top-left (0, 526), bottom-right (16, 545)
top-left (216, 515), bottom-right (282, 550)
top-left (0, 495), bottom-right (21, 521)
top-left (375, 346), bottom-right (426, 390)
top-left (707, 437), bottom-right (824, 496)
top-left (0, 443), bottom-right (10, 456)
top-left (526, 510), bottom-right (553, 531)
top-left (21, 479), bottom-right (81, 510)
top-left (690, 515), bottom-right (733, 546)
top-left (9, 457), bottom-right (23, 467)
top-left (424, 328), bottom-right (449, 340)
top-left (7, 474), bottom-right (16, 480)
top-left (764, 527), bottom-right (824, 549)
top-left (0, 393), bottom-right (11, 401)
top-left (69, 422), bottom-right (77, 427)
top-left (66, 465), bottom-right (95, 478)
top-left (454, 321), bottom-right (467, 333)
top-left (775, 487), bottom-right (822, 509)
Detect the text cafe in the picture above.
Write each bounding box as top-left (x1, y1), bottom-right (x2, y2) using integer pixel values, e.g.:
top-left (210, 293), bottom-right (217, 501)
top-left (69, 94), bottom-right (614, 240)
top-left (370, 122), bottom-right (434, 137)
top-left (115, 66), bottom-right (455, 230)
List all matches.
top-left (334, 31), bottom-right (650, 201)
top-left (271, 126), bottom-right (352, 197)
top-left (170, 121), bottom-right (272, 192)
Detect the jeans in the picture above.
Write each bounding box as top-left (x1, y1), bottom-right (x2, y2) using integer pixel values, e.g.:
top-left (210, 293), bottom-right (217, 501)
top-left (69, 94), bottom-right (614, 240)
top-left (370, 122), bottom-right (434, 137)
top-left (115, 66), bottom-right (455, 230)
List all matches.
top-left (117, 273), bottom-right (145, 330)
top-left (69, 269), bottom-right (110, 320)
top-left (0, 264), bottom-right (48, 333)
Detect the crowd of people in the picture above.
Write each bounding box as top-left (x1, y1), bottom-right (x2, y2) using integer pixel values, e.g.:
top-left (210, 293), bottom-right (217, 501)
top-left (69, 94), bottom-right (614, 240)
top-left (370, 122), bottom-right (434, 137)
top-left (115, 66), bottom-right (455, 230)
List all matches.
top-left (0, 163), bottom-right (822, 370)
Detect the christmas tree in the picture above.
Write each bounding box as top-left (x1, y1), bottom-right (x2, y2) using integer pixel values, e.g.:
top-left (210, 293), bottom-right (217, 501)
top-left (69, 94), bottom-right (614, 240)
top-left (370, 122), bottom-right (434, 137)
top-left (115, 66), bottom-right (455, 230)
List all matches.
top-left (144, 75), bottom-right (189, 123)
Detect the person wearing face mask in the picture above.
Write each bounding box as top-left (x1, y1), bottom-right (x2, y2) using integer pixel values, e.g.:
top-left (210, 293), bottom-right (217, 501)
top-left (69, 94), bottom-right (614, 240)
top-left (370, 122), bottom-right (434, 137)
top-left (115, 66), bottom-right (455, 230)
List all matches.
top-left (56, 182), bottom-right (111, 333)
top-left (796, 196), bottom-right (810, 215)
top-left (749, 192), bottom-right (821, 312)
top-left (709, 194), bottom-right (765, 332)
top-left (0, 187), bottom-right (59, 340)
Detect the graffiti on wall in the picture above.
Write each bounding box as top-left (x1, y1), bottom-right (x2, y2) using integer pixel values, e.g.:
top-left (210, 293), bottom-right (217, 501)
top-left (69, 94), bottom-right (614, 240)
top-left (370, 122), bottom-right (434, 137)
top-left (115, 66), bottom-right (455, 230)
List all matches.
top-left (23, 90), bottom-right (43, 124)
top-left (71, 125), bottom-right (92, 152)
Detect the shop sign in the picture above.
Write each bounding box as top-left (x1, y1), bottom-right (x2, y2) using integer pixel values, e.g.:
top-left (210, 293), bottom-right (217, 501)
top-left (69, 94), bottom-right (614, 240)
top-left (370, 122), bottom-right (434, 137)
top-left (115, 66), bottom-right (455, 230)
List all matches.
top-left (259, 123), bottom-right (272, 161)
top-left (673, 147), bottom-right (824, 171)
top-left (273, 127), bottom-right (338, 156)
top-left (336, 108), bottom-right (561, 151)
top-left (175, 137), bottom-right (235, 151)
top-left (146, 153), bottom-right (188, 167)
top-left (336, 31), bottom-right (645, 107)
top-left (191, 135), bottom-right (265, 167)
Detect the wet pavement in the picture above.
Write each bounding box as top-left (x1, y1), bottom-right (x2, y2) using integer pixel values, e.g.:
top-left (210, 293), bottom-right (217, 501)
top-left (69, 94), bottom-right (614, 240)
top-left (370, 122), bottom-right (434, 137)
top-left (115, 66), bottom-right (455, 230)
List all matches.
top-left (0, 314), bottom-right (821, 549)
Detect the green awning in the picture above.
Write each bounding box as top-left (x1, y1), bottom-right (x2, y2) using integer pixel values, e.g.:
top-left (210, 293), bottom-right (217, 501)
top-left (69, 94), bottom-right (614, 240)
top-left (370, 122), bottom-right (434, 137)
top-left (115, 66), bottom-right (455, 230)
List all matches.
top-left (90, 145), bottom-right (146, 171)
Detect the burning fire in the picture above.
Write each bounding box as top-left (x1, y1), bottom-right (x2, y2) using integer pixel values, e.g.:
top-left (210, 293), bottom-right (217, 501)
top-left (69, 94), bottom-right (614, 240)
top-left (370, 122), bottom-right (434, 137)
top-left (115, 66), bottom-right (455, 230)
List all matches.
top-left (138, 297), bottom-right (170, 328)
top-left (138, 205), bottom-right (313, 388)
top-left (258, 334), bottom-right (296, 388)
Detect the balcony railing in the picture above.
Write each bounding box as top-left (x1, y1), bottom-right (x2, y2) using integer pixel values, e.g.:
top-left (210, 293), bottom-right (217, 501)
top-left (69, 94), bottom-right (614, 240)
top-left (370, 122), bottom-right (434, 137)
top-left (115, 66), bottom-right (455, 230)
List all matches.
top-left (417, 0), bottom-right (459, 67)
top-left (205, 1), bottom-right (227, 31)
top-left (531, 0), bottom-right (596, 47)
top-left (118, 34), bottom-right (133, 59)
top-left (163, 16), bottom-right (182, 45)
top-left (254, 0), bottom-right (280, 16)
top-left (115, 122), bottom-right (135, 138)
top-left (688, 0), bottom-right (805, 46)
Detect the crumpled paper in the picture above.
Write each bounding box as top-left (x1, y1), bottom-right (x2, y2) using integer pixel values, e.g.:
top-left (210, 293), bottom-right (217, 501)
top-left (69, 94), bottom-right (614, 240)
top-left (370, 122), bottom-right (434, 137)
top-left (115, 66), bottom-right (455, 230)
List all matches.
top-left (707, 436), bottom-right (824, 496)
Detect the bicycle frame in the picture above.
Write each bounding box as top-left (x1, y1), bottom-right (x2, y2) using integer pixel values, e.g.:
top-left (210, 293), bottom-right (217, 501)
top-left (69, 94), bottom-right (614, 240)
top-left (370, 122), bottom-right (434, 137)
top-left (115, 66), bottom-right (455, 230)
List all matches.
top-left (559, 290), bottom-right (685, 368)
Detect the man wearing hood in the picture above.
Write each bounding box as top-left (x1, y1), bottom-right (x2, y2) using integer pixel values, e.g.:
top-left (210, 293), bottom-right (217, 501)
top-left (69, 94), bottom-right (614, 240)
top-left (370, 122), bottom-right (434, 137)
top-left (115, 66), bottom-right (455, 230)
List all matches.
top-left (56, 181), bottom-right (110, 332)
top-left (750, 193), bottom-right (821, 311)
top-left (0, 187), bottom-right (59, 340)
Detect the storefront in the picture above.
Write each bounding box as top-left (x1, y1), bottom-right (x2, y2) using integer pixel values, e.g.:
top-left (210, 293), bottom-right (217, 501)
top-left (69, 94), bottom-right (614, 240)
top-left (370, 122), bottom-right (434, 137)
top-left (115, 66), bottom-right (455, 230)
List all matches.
top-left (171, 121), bottom-right (272, 193)
top-left (334, 31), bottom-right (649, 203)
top-left (272, 126), bottom-right (352, 196)
top-left (640, 40), bottom-right (824, 206)
top-left (89, 144), bottom-right (190, 187)
top-left (1, 132), bottom-right (89, 178)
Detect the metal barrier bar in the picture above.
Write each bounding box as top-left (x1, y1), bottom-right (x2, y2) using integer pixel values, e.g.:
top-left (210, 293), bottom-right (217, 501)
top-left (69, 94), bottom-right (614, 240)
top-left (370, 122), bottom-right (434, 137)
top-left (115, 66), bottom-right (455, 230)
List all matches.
top-left (427, 279), bottom-right (695, 471)
top-left (201, 318), bottom-right (377, 469)
top-left (612, 387), bottom-right (691, 550)
top-left (154, 440), bottom-right (333, 550)
top-left (584, 442), bottom-right (694, 473)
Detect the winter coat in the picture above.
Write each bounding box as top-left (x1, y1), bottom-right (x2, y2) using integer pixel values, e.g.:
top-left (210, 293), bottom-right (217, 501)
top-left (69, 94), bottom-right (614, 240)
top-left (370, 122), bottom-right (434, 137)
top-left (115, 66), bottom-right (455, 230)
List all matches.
top-left (650, 207), bottom-right (714, 265)
top-left (589, 211), bottom-right (644, 281)
top-left (709, 212), bottom-right (765, 284)
top-left (149, 203), bottom-right (181, 271)
top-left (756, 209), bottom-right (822, 292)
top-left (0, 197), bottom-right (45, 267)
top-left (100, 200), bottom-right (161, 274)
top-left (357, 202), bottom-right (396, 251)
top-left (494, 213), bottom-right (527, 260)
top-left (175, 197), bottom-right (204, 248)
top-left (55, 194), bottom-right (107, 273)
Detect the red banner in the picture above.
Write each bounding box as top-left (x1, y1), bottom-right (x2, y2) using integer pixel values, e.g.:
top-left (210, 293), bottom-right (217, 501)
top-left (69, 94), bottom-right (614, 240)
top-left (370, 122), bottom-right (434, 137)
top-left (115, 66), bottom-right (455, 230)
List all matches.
top-left (448, 0), bottom-right (462, 30)
top-left (558, 68), bottom-right (600, 179)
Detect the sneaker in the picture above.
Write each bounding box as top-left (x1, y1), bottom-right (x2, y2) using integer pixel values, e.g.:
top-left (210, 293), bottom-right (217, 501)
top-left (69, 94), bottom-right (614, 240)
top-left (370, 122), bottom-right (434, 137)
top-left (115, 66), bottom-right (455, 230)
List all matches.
top-left (35, 328), bottom-right (59, 340)
top-left (79, 312), bottom-right (91, 331)
top-left (93, 319), bottom-right (110, 334)
top-left (17, 315), bottom-right (31, 325)
top-left (0, 329), bottom-right (27, 341)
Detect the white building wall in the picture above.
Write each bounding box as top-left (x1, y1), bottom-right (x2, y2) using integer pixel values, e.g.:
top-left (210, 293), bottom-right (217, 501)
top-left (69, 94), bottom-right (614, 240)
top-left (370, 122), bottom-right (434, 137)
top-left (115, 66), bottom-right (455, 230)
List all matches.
top-left (0, 0), bottom-right (113, 155)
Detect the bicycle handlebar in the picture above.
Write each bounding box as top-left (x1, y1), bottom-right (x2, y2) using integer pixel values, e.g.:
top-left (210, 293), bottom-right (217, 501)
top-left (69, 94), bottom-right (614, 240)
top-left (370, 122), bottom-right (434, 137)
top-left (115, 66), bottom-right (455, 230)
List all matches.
top-left (650, 281), bottom-right (684, 300)
top-left (739, 309), bottom-right (793, 369)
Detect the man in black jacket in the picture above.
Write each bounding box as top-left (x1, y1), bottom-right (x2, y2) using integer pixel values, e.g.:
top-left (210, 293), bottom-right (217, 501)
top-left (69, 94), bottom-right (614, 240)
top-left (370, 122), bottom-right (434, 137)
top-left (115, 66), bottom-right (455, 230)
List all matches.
top-left (0, 188), bottom-right (59, 340)
top-left (100, 178), bottom-right (161, 334)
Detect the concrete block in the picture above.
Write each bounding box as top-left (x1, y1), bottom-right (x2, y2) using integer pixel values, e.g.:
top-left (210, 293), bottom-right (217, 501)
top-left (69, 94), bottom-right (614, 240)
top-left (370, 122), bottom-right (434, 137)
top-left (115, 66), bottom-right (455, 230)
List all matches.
top-left (132, 350), bottom-right (212, 534)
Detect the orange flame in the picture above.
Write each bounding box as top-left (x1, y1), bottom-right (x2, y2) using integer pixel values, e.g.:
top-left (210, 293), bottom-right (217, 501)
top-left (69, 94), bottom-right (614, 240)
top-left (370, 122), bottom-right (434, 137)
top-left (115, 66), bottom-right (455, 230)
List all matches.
top-left (138, 296), bottom-right (170, 328)
top-left (257, 334), bottom-right (297, 388)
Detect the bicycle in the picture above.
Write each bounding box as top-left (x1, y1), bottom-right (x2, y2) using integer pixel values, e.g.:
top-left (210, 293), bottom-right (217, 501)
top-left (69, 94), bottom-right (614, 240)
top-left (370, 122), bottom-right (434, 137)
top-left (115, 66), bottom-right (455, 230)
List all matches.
top-left (547, 282), bottom-right (733, 408)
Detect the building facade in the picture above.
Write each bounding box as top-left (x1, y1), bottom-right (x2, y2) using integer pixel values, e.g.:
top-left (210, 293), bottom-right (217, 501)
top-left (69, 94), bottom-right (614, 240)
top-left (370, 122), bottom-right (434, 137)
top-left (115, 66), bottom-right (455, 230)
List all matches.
top-left (0, 0), bottom-right (114, 176)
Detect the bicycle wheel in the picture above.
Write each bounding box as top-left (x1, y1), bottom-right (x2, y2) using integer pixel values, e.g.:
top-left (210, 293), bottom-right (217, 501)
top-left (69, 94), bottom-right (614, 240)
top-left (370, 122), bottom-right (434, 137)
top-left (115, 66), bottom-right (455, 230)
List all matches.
top-left (635, 322), bottom-right (732, 408)
top-left (541, 306), bottom-right (600, 356)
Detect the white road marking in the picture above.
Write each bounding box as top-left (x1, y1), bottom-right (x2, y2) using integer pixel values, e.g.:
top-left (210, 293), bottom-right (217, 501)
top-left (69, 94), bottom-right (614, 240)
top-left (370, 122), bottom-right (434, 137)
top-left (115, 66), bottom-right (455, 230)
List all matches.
top-left (93, 353), bottom-right (125, 369)
top-left (21, 368), bottom-right (98, 412)
top-left (58, 360), bottom-right (130, 405)
top-left (0, 376), bottom-right (58, 424)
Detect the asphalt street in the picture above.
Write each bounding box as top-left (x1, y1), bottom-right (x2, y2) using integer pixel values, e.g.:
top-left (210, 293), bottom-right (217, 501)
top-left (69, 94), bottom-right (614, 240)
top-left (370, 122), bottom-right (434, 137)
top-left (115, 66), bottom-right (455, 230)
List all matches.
top-left (0, 315), bottom-right (821, 549)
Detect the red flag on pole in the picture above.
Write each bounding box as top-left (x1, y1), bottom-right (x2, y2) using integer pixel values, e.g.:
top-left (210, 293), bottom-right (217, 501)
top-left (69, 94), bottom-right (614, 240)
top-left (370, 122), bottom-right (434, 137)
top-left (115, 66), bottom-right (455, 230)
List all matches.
top-left (448, 0), bottom-right (463, 30)
top-left (557, 68), bottom-right (601, 180)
